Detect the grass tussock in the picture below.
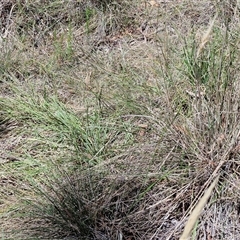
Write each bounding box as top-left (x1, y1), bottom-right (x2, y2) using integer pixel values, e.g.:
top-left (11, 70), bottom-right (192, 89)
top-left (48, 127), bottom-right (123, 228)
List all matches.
top-left (1, 0), bottom-right (240, 239)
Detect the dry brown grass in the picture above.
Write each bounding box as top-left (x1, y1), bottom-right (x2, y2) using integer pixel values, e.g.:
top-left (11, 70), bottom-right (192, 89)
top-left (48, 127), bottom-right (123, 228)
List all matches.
top-left (1, 0), bottom-right (240, 239)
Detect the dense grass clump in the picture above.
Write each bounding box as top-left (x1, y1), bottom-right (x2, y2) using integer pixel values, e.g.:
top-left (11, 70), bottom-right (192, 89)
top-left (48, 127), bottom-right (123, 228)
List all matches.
top-left (1, 0), bottom-right (240, 239)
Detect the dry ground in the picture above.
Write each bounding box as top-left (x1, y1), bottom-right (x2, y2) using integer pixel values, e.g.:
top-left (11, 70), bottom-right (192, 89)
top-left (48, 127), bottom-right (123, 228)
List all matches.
top-left (1, 0), bottom-right (240, 239)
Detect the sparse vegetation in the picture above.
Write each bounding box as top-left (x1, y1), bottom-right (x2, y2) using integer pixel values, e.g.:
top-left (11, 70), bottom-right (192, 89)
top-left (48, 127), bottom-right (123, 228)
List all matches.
top-left (1, 0), bottom-right (240, 239)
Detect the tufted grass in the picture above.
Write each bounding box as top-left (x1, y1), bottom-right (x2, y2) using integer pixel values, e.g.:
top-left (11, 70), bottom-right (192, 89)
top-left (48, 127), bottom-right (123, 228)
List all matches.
top-left (1, 0), bottom-right (240, 239)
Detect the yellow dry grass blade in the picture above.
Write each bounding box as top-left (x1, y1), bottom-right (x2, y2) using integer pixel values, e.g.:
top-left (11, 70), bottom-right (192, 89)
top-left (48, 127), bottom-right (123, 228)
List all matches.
top-left (196, 14), bottom-right (217, 58)
top-left (180, 175), bottom-right (220, 240)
